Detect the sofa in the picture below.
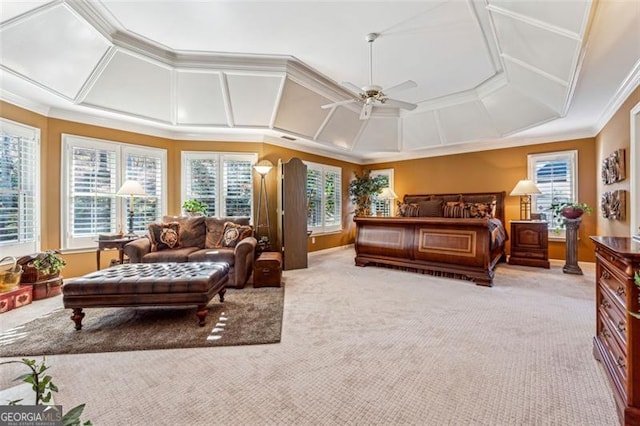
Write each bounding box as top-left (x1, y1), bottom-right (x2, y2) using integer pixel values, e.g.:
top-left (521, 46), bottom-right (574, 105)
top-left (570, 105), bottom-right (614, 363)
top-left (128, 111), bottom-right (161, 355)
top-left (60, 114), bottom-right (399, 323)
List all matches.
top-left (123, 215), bottom-right (257, 288)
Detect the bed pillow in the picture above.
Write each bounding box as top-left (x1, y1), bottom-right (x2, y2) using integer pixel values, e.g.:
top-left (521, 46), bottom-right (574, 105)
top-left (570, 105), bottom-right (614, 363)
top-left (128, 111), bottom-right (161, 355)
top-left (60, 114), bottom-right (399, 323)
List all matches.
top-left (148, 222), bottom-right (182, 252)
top-left (417, 199), bottom-right (443, 217)
top-left (218, 221), bottom-right (253, 248)
top-left (467, 202), bottom-right (494, 218)
top-left (397, 202), bottom-right (420, 217)
top-left (443, 201), bottom-right (470, 218)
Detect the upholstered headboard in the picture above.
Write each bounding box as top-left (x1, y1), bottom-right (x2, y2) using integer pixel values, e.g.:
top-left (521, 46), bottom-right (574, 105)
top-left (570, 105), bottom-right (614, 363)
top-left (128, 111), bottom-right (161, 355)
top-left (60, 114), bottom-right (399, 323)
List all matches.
top-left (403, 191), bottom-right (507, 223)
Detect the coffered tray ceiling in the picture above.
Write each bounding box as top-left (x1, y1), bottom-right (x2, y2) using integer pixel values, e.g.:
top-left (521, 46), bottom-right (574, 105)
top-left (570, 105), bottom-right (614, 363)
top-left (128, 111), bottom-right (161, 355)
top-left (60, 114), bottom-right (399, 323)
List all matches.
top-left (1, 1), bottom-right (638, 163)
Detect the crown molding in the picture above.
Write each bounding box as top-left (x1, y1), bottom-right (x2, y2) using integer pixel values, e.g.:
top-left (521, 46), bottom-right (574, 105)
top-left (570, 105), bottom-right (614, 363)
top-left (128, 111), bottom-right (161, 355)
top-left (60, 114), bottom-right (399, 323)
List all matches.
top-left (0, 90), bottom-right (51, 116)
top-left (594, 58), bottom-right (640, 134)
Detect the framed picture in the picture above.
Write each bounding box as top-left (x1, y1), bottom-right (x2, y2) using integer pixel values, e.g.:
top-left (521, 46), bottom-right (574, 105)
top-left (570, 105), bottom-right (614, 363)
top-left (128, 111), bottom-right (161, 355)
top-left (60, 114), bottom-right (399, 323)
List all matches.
top-left (601, 149), bottom-right (625, 184)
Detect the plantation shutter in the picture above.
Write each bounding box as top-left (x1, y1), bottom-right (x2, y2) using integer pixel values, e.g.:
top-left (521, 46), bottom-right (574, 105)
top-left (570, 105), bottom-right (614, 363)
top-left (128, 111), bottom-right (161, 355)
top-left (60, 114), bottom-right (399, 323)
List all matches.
top-left (529, 151), bottom-right (577, 228)
top-left (185, 157), bottom-right (218, 216)
top-left (324, 169), bottom-right (341, 231)
top-left (222, 156), bottom-right (253, 217)
top-left (69, 146), bottom-right (117, 241)
top-left (125, 149), bottom-right (163, 231)
top-left (306, 166), bottom-right (323, 230)
top-left (0, 121), bottom-right (39, 258)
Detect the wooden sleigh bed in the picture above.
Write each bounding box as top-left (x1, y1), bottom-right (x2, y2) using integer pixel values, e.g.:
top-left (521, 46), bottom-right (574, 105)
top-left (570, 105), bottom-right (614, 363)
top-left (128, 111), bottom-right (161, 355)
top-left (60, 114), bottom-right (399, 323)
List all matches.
top-left (354, 191), bottom-right (508, 286)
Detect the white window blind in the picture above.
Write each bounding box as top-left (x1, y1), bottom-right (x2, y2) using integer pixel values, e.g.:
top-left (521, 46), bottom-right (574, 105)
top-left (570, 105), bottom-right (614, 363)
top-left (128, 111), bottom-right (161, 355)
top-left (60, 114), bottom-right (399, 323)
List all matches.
top-left (305, 161), bottom-right (342, 234)
top-left (62, 135), bottom-right (167, 250)
top-left (371, 169), bottom-right (394, 217)
top-left (528, 150), bottom-right (578, 229)
top-left (0, 119), bottom-right (40, 258)
top-left (182, 152), bottom-right (256, 218)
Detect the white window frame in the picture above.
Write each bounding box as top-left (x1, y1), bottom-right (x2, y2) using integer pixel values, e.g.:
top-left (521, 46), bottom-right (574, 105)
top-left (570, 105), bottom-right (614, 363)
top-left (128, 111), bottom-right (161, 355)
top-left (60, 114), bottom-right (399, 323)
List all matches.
top-left (528, 150), bottom-right (578, 240)
top-left (305, 161), bottom-right (342, 235)
top-left (370, 168), bottom-right (395, 217)
top-left (61, 134), bottom-right (167, 251)
top-left (0, 118), bottom-right (40, 258)
top-left (181, 151), bottom-right (257, 219)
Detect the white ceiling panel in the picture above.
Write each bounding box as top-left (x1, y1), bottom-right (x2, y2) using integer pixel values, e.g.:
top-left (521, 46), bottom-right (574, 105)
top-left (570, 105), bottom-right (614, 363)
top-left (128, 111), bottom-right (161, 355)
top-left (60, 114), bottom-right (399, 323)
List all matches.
top-left (316, 106), bottom-right (361, 148)
top-left (226, 73), bottom-right (282, 127)
top-left (176, 70), bottom-right (227, 126)
top-left (438, 101), bottom-right (499, 144)
top-left (491, 12), bottom-right (580, 83)
top-left (504, 59), bottom-right (568, 114)
top-left (82, 50), bottom-right (172, 122)
top-left (353, 118), bottom-right (399, 152)
top-left (482, 86), bottom-right (558, 135)
top-left (402, 111), bottom-right (442, 151)
top-left (488, 0), bottom-right (591, 36)
top-left (0, 1), bottom-right (51, 23)
top-left (274, 79), bottom-right (331, 137)
top-left (0, 3), bottom-right (111, 99)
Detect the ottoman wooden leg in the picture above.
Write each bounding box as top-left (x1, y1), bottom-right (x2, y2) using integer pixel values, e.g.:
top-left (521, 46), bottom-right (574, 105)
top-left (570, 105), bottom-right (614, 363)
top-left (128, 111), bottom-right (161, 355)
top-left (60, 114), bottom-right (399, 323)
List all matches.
top-left (218, 288), bottom-right (226, 303)
top-left (196, 305), bottom-right (208, 327)
top-left (71, 308), bottom-right (85, 330)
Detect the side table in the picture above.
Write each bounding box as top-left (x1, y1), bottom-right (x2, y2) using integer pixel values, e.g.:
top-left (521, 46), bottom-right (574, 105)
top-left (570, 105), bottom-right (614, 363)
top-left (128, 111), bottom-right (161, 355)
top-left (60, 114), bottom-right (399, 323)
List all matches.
top-left (508, 220), bottom-right (550, 268)
top-left (96, 237), bottom-right (138, 270)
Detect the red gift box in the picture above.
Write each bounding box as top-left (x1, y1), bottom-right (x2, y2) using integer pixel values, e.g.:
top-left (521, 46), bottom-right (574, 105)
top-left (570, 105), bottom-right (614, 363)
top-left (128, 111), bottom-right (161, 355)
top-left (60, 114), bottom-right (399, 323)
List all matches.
top-left (0, 285), bottom-right (33, 313)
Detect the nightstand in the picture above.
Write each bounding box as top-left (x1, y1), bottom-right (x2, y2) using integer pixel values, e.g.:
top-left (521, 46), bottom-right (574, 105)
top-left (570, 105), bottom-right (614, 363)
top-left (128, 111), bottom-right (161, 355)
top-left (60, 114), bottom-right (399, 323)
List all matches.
top-left (508, 220), bottom-right (550, 268)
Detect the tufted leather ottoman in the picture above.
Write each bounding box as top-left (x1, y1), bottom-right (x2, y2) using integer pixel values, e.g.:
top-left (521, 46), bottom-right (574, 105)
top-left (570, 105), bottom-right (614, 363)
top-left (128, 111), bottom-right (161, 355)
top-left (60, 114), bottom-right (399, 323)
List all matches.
top-left (62, 262), bottom-right (229, 329)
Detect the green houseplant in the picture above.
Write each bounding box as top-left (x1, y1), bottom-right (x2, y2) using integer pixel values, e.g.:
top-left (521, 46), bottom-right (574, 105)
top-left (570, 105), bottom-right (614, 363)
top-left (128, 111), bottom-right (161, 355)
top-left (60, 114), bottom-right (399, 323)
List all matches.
top-left (182, 199), bottom-right (207, 216)
top-left (550, 201), bottom-right (593, 232)
top-left (32, 250), bottom-right (66, 277)
top-left (348, 170), bottom-right (386, 217)
top-left (631, 272), bottom-right (640, 320)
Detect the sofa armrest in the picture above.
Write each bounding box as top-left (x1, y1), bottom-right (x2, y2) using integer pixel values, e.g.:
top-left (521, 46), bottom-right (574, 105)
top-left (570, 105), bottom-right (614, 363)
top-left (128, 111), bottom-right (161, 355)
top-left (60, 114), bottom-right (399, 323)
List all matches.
top-left (233, 236), bottom-right (257, 288)
top-left (123, 237), bottom-right (151, 263)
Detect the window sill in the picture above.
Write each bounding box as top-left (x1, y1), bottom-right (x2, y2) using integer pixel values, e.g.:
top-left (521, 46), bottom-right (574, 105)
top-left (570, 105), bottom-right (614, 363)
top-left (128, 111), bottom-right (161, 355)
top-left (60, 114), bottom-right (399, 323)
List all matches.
top-left (308, 230), bottom-right (342, 237)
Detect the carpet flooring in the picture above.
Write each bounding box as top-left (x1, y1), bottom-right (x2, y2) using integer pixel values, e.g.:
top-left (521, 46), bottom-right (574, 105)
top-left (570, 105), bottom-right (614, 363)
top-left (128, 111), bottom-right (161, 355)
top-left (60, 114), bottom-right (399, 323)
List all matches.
top-left (0, 247), bottom-right (617, 425)
top-left (0, 287), bottom-right (283, 356)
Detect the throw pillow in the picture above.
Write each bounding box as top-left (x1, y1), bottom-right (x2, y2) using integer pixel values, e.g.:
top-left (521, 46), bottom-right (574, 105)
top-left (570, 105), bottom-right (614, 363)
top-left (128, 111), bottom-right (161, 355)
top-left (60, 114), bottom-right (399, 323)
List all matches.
top-left (217, 222), bottom-right (253, 248)
top-left (467, 202), bottom-right (494, 218)
top-left (443, 201), bottom-right (470, 218)
top-left (417, 199), bottom-right (443, 217)
top-left (205, 217), bottom-right (251, 248)
top-left (148, 222), bottom-right (182, 252)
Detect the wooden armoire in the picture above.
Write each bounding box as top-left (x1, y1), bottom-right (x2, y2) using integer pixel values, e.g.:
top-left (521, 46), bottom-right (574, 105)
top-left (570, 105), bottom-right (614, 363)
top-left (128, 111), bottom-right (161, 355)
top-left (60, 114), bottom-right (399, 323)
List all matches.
top-left (277, 158), bottom-right (308, 270)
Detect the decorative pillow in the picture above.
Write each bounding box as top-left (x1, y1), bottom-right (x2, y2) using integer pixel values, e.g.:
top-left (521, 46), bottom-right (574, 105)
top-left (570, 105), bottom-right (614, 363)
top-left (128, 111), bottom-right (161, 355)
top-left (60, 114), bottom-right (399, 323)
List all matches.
top-left (217, 222), bottom-right (253, 248)
top-left (148, 222), bottom-right (182, 252)
top-left (396, 202), bottom-right (419, 217)
top-left (205, 217), bottom-right (251, 248)
top-left (443, 201), bottom-right (470, 218)
top-left (466, 202), bottom-right (494, 218)
top-left (417, 199), bottom-right (443, 217)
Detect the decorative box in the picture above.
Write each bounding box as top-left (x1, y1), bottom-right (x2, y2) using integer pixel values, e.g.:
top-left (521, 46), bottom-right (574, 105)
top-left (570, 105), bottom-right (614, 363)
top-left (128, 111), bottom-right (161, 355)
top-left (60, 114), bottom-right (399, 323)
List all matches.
top-left (0, 285), bottom-right (33, 314)
top-left (28, 276), bottom-right (63, 300)
top-left (254, 252), bottom-right (282, 288)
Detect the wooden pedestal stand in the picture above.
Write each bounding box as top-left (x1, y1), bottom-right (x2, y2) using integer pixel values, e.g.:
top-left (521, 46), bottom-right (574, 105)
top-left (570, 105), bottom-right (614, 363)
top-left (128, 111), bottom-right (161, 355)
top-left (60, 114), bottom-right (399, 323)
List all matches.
top-left (563, 217), bottom-right (582, 275)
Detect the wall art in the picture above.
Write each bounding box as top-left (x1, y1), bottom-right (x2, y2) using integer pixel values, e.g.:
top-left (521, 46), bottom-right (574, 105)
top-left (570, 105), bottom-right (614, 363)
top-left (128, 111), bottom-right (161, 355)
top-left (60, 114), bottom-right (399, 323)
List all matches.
top-left (601, 148), bottom-right (625, 184)
top-left (601, 190), bottom-right (626, 220)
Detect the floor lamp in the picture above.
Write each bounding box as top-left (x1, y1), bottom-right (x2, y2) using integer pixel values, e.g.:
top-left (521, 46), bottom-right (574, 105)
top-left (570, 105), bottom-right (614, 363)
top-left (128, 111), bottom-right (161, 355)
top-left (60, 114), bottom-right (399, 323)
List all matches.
top-left (510, 179), bottom-right (541, 220)
top-left (254, 160), bottom-right (273, 250)
top-left (116, 180), bottom-right (147, 237)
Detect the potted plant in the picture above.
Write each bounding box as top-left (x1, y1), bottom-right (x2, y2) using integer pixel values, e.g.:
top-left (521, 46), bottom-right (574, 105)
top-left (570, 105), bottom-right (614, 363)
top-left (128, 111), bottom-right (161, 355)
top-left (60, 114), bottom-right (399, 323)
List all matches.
top-left (182, 199), bottom-right (207, 216)
top-left (549, 201), bottom-right (593, 232)
top-left (631, 272), bottom-right (640, 320)
top-left (348, 170), bottom-right (386, 216)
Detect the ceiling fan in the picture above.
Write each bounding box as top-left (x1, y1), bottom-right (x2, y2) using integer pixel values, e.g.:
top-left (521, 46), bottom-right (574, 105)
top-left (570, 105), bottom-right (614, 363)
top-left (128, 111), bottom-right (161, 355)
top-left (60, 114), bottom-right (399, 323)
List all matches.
top-left (321, 33), bottom-right (418, 120)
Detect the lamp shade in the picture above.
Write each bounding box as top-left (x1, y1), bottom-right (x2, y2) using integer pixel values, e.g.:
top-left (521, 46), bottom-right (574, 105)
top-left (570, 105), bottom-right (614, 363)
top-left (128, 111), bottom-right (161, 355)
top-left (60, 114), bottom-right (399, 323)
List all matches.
top-left (253, 160), bottom-right (273, 176)
top-left (510, 180), bottom-right (541, 196)
top-left (378, 187), bottom-right (398, 200)
top-left (116, 180), bottom-right (146, 197)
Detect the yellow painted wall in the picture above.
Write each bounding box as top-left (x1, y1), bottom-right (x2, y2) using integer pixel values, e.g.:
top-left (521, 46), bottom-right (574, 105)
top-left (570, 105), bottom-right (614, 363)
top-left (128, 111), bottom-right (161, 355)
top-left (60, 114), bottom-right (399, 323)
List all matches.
top-left (595, 86), bottom-right (640, 236)
top-left (368, 138), bottom-right (598, 262)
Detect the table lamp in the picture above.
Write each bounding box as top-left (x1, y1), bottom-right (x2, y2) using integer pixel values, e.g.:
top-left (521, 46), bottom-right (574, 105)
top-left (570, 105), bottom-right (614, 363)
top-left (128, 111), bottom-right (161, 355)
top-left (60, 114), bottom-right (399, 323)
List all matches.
top-left (116, 180), bottom-right (147, 237)
top-left (378, 187), bottom-right (398, 217)
top-left (510, 179), bottom-right (541, 220)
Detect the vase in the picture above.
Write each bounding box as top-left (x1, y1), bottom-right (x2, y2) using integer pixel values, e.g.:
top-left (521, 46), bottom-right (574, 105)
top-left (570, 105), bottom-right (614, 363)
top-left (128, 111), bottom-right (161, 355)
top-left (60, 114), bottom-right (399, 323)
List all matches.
top-left (561, 207), bottom-right (584, 219)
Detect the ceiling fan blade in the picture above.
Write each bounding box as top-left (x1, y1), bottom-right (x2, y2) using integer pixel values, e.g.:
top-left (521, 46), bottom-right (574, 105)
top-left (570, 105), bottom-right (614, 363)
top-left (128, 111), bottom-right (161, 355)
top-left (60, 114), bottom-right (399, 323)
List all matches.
top-left (384, 98), bottom-right (418, 111)
top-left (341, 81), bottom-right (363, 94)
top-left (384, 80), bottom-right (417, 95)
top-left (360, 103), bottom-right (373, 120)
top-left (321, 99), bottom-right (358, 109)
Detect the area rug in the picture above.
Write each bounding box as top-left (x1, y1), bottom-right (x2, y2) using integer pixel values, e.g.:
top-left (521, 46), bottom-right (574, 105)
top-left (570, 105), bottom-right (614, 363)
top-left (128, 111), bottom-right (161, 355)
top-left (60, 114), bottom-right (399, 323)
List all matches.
top-left (0, 287), bottom-right (284, 356)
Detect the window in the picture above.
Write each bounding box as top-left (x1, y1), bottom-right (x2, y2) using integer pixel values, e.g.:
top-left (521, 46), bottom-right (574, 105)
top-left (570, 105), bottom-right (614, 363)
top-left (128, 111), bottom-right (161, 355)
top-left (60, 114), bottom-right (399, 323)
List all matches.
top-left (306, 162), bottom-right (342, 234)
top-left (0, 119), bottom-right (40, 258)
top-left (370, 169), bottom-right (394, 217)
top-left (62, 135), bottom-right (166, 250)
top-left (182, 152), bottom-right (256, 218)
top-left (528, 150), bottom-right (578, 230)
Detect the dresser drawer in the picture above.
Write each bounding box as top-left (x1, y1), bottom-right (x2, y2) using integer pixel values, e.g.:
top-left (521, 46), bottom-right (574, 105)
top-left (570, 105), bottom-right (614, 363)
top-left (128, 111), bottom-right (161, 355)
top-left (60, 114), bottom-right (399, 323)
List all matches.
top-left (598, 318), bottom-right (628, 385)
top-left (597, 260), bottom-right (628, 310)
top-left (511, 249), bottom-right (546, 260)
top-left (599, 286), bottom-right (627, 351)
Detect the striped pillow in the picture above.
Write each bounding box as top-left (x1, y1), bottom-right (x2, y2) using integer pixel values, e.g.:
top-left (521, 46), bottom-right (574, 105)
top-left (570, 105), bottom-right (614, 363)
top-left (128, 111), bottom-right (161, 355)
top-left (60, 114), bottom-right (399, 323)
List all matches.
top-left (443, 202), bottom-right (469, 218)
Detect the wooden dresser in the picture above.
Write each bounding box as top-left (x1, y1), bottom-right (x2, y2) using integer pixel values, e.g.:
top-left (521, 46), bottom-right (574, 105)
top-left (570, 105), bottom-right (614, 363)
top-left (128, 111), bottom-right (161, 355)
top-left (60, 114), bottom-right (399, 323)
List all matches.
top-left (590, 236), bottom-right (640, 425)
top-left (508, 220), bottom-right (550, 268)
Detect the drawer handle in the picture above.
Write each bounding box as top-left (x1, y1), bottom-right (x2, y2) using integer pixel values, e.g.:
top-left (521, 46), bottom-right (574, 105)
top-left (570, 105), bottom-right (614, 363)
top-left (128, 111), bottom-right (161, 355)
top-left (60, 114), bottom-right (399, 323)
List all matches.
top-left (617, 321), bottom-right (626, 333)
top-left (616, 286), bottom-right (626, 297)
top-left (616, 356), bottom-right (626, 370)
top-left (600, 328), bottom-right (611, 338)
top-left (601, 270), bottom-right (611, 280)
top-left (600, 299), bottom-right (611, 309)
